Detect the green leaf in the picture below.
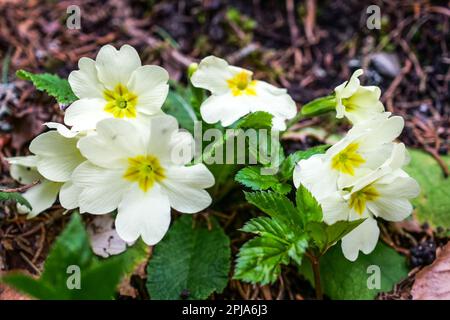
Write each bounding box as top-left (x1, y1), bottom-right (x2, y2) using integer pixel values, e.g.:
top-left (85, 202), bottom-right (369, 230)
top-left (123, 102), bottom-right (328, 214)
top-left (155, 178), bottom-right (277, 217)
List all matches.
top-left (306, 219), bottom-right (365, 254)
top-left (244, 191), bottom-right (302, 228)
top-left (16, 70), bottom-right (77, 105)
top-left (235, 167), bottom-right (292, 195)
top-left (234, 111), bottom-right (273, 130)
top-left (235, 166), bottom-right (277, 189)
top-left (235, 219), bottom-right (308, 285)
top-left (404, 149), bottom-right (450, 228)
top-left (146, 215), bottom-right (231, 300)
top-left (295, 185), bottom-right (322, 223)
top-left (2, 213), bottom-right (148, 299)
top-left (0, 191), bottom-right (32, 210)
top-left (300, 242), bottom-right (408, 299)
top-left (241, 216), bottom-right (291, 239)
top-left (279, 145), bottom-right (329, 181)
top-left (271, 182), bottom-right (292, 195)
top-left (236, 191), bottom-right (313, 285)
top-left (162, 89), bottom-right (198, 134)
top-left (235, 166), bottom-right (278, 190)
top-left (300, 95), bottom-right (336, 117)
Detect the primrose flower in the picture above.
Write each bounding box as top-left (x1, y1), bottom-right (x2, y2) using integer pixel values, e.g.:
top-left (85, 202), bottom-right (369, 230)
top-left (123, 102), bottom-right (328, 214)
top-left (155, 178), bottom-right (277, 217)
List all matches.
top-left (334, 69), bottom-right (384, 123)
top-left (326, 151), bottom-right (419, 261)
top-left (294, 112), bottom-right (405, 196)
top-left (8, 139), bottom-right (83, 218)
top-left (294, 143), bottom-right (420, 261)
top-left (190, 56), bottom-right (296, 131)
top-left (65, 44), bottom-right (169, 132)
top-left (72, 115), bottom-right (215, 245)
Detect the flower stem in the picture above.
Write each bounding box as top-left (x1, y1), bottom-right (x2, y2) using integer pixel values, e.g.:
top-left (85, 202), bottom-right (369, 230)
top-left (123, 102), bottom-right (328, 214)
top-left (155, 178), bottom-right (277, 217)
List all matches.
top-left (305, 251), bottom-right (323, 300)
top-left (311, 256), bottom-right (323, 300)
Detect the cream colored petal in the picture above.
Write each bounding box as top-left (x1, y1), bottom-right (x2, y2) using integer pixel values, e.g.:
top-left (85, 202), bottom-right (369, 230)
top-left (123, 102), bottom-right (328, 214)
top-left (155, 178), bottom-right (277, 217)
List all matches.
top-left (161, 164), bottom-right (214, 213)
top-left (190, 56), bottom-right (233, 95)
top-left (77, 118), bottom-right (144, 168)
top-left (320, 191), bottom-right (351, 225)
top-left (163, 163), bottom-right (215, 188)
top-left (294, 154), bottom-right (337, 199)
top-left (128, 65), bottom-right (169, 115)
top-left (250, 81), bottom-right (297, 121)
top-left (44, 122), bottom-right (80, 138)
top-left (22, 180), bottom-right (61, 218)
top-left (64, 98), bottom-right (110, 132)
top-left (72, 161), bottom-right (130, 214)
top-left (95, 44), bottom-right (141, 89)
top-left (169, 131), bottom-right (195, 165)
top-left (341, 216), bottom-right (379, 261)
top-left (59, 181), bottom-right (82, 210)
top-left (68, 57), bottom-right (104, 99)
top-left (116, 184), bottom-right (171, 245)
top-left (29, 131), bottom-right (85, 182)
top-left (145, 115), bottom-right (180, 162)
top-left (334, 69), bottom-right (363, 100)
top-left (200, 93), bottom-right (251, 127)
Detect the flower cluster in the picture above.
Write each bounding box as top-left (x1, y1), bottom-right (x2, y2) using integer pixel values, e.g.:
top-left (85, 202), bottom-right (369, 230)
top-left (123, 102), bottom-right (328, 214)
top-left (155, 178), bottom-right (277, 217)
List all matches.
top-left (294, 70), bottom-right (420, 261)
top-left (8, 45), bottom-right (214, 245)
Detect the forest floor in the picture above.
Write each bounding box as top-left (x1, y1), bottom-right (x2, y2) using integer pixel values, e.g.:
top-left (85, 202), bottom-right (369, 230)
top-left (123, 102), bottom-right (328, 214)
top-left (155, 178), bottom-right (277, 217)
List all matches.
top-left (0, 0), bottom-right (449, 300)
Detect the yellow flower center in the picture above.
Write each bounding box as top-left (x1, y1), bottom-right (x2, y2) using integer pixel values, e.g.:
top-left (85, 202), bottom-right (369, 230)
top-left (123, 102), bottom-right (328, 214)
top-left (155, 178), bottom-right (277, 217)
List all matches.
top-left (342, 97), bottom-right (358, 112)
top-left (331, 142), bottom-right (365, 175)
top-left (123, 155), bottom-right (165, 192)
top-left (103, 84), bottom-right (138, 118)
top-left (226, 71), bottom-right (257, 96)
top-left (349, 185), bottom-right (379, 215)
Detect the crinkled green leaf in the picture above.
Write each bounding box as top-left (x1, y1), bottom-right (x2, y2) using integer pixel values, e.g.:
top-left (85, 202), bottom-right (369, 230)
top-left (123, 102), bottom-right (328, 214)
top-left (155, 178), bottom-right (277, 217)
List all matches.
top-left (234, 218), bottom-right (308, 285)
top-left (146, 215), bottom-right (231, 300)
top-left (0, 191), bottom-right (32, 210)
top-left (296, 184), bottom-right (322, 223)
top-left (2, 213), bottom-right (148, 300)
top-left (235, 166), bottom-right (280, 191)
top-left (244, 191), bottom-right (302, 228)
top-left (241, 216), bottom-right (291, 239)
top-left (404, 149), bottom-right (450, 228)
top-left (279, 145), bottom-right (329, 181)
top-left (234, 111), bottom-right (273, 130)
top-left (271, 182), bottom-right (292, 195)
top-left (16, 70), bottom-right (77, 105)
top-left (235, 166), bottom-right (290, 195)
top-left (235, 193), bottom-right (310, 285)
top-left (300, 242), bottom-right (408, 299)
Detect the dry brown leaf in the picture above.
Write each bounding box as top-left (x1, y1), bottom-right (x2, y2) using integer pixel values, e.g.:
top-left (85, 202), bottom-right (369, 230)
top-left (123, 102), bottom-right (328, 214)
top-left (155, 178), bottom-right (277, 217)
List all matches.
top-left (411, 242), bottom-right (450, 300)
top-left (87, 215), bottom-right (130, 258)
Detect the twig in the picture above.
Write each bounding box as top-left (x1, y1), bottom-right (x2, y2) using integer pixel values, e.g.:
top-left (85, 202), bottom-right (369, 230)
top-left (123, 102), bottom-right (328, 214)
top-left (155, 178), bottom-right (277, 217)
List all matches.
top-left (19, 251), bottom-right (41, 275)
top-left (383, 59), bottom-right (412, 112)
top-left (0, 181), bottom-right (38, 193)
top-left (304, 0), bottom-right (317, 44)
top-left (286, 0), bottom-right (300, 47)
